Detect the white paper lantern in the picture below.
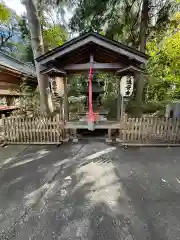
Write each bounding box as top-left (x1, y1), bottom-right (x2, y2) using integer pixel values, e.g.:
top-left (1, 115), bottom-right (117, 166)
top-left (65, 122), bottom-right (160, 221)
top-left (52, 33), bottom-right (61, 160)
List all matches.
top-left (120, 75), bottom-right (134, 97)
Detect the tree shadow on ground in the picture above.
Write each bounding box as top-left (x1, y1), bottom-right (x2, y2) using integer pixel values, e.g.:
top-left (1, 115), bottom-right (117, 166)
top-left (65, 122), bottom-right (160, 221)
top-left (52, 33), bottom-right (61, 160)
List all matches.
top-left (5, 145), bottom-right (170, 240)
top-left (28, 156), bottom-right (136, 240)
top-left (2, 144), bottom-right (165, 240)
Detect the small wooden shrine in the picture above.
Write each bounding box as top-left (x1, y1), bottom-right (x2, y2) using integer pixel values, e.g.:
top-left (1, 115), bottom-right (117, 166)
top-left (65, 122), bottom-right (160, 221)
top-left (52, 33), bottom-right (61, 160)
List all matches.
top-left (36, 32), bottom-right (148, 141)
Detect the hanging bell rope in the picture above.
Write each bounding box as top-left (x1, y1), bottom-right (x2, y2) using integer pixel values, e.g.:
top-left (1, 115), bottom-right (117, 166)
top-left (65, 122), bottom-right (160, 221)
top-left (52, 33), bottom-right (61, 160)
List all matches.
top-left (88, 62), bottom-right (95, 131)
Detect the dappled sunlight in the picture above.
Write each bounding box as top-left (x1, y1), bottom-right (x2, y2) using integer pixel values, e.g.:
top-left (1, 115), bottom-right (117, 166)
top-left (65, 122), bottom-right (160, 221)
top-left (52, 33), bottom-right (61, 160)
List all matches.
top-left (53, 147), bottom-right (116, 168)
top-left (43, 176), bottom-right (72, 204)
top-left (53, 158), bottom-right (75, 167)
top-left (8, 149), bottom-right (50, 168)
top-left (24, 181), bottom-right (57, 208)
top-left (59, 217), bottom-right (91, 239)
top-left (176, 178), bottom-right (180, 183)
top-left (55, 159), bottom-right (135, 239)
top-left (22, 146), bottom-right (135, 239)
top-left (0, 157), bottom-right (14, 167)
top-left (2, 142), bottom-right (180, 239)
top-left (0, 202), bottom-right (22, 237)
top-left (2, 176), bottom-right (23, 189)
top-left (6, 145), bottom-right (135, 239)
top-left (74, 160), bottom-right (129, 216)
top-left (83, 147), bottom-right (116, 161)
top-left (43, 178), bottom-right (71, 201)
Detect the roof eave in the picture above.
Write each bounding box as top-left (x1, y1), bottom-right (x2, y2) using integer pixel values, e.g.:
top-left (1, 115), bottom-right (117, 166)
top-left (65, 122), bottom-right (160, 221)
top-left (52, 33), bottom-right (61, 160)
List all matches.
top-left (0, 64), bottom-right (36, 79)
top-left (36, 32), bottom-right (148, 64)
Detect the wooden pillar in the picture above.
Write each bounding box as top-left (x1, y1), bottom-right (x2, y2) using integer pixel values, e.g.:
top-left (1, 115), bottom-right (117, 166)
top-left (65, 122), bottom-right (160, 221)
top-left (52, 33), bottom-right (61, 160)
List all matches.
top-left (59, 98), bottom-right (63, 120)
top-left (117, 78), bottom-right (121, 121)
top-left (64, 77), bottom-right (69, 121)
top-left (55, 76), bottom-right (65, 120)
top-left (106, 128), bottom-right (112, 143)
top-left (72, 128), bottom-right (78, 143)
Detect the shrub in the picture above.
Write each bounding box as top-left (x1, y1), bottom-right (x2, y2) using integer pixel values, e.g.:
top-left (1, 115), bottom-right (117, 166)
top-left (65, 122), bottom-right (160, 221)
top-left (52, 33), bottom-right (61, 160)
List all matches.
top-left (126, 100), bottom-right (166, 116)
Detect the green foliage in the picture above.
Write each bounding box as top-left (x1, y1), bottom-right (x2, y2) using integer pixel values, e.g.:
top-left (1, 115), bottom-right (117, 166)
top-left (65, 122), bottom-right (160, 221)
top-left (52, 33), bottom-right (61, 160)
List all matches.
top-left (68, 74), bottom-right (84, 97)
top-left (67, 72), bottom-right (119, 118)
top-left (18, 15), bottom-right (34, 63)
top-left (126, 100), bottom-right (166, 116)
top-left (17, 77), bottom-right (40, 116)
top-left (0, 2), bottom-right (10, 22)
top-left (147, 12), bottom-right (180, 101)
top-left (67, 74), bottom-right (86, 115)
top-left (34, 0), bottom-right (69, 51)
top-left (38, 0), bottom-right (72, 45)
top-left (70, 0), bottom-right (110, 32)
top-left (43, 24), bottom-right (67, 50)
top-left (70, 0), bottom-right (140, 46)
top-left (103, 96), bottom-right (118, 119)
top-left (0, 2), bottom-right (34, 62)
top-left (141, 101), bottom-right (165, 114)
top-left (70, 0), bottom-right (175, 47)
top-left (17, 12), bottom-right (68, 61)
top-left (98, 73), bottom-right (118, 119)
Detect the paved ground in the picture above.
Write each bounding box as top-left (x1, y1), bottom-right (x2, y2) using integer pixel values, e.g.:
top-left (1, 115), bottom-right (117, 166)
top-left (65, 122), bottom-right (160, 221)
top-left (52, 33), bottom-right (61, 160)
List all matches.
top-left (1, 141), bottom-right (180, 239)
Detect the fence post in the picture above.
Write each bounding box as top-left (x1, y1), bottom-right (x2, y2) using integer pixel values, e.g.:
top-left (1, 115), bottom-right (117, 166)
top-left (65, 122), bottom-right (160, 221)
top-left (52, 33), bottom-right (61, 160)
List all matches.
top-left (1, 114), bottom-right (6, 143)
top-left (174, 118), bottom-right (179, 143)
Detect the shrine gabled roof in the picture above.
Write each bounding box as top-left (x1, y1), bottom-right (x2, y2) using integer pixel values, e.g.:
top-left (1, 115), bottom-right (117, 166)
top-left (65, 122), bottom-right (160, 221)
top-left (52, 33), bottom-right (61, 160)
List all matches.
top-left (36, 32), bottom-right (148, 66)
top-left (0, 51), bottom-right (36, 78)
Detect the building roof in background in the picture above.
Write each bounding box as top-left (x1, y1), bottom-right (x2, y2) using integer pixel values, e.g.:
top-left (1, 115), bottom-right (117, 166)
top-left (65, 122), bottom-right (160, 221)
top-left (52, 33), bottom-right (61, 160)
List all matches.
top-left (0, 51), bottom-right (36, 78)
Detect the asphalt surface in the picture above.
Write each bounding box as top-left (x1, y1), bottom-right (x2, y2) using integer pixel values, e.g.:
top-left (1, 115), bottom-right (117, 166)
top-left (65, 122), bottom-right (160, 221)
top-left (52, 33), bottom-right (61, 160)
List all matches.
top-left (1, 141), bottom-right (180, 239)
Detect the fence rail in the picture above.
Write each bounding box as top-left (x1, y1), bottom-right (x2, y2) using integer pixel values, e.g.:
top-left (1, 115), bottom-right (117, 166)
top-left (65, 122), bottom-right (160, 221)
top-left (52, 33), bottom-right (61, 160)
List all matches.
top-left (2, 115), bottom-right (64, 144)
top-left (1, 114), bottom-right (180, 144)
top-left (120, 116), bottom-right (180, 144)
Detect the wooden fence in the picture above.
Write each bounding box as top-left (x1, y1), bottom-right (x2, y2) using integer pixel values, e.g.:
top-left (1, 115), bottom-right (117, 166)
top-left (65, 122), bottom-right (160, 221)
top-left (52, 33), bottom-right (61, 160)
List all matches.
top-left (120, 116), bottom-right (180, 144)
top-left (2, 115), bottom-right (64, 144)
top-left (1, 114), bottom-right (180, 144)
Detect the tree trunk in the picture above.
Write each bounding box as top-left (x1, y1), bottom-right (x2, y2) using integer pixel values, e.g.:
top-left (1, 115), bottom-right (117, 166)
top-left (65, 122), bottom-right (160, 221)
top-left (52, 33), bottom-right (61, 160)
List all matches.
top-left (135, 0), bottom-right (149, 115)
top-left (139, 0), bottom-right (149, 53)
top-left (23, 0), bottom-right (52, 114)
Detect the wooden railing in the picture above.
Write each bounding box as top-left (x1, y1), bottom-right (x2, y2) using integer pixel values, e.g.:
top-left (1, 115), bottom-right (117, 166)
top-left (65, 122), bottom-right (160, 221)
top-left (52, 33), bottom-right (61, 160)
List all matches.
top-left (120, 116), bottom-right (180, 144)
top-left (2, 114), bottom-right (180, 144)
top-left (2, 115), bottom-right (64, 144)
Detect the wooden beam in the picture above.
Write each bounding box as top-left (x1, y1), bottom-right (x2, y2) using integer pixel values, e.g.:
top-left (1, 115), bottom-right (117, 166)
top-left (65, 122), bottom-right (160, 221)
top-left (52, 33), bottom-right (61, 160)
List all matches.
top-left (64, 121), bottom-right (120, 129)
top-left (94, 46), bottom-right (128, 63)
top-left (58, 47), bottom-right (89, 65)
top-left (116, 66), bottom-right (144, 76)
top-left (40, 66), bottom-right (67, 76)
top-left (64, 62), bottom-right (125, 71)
